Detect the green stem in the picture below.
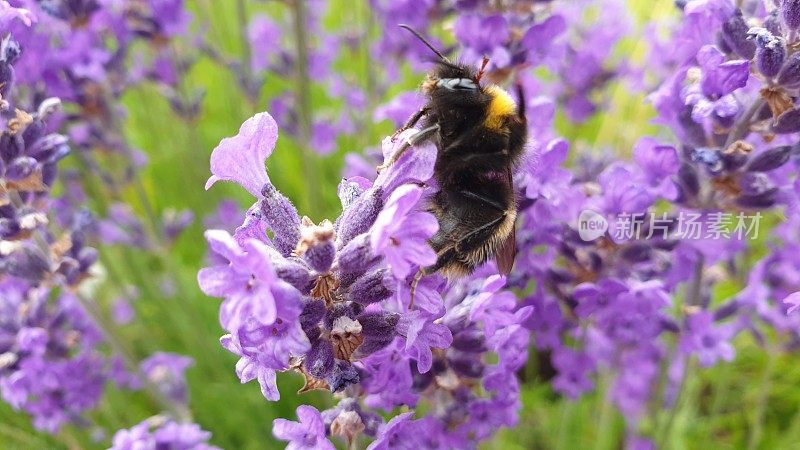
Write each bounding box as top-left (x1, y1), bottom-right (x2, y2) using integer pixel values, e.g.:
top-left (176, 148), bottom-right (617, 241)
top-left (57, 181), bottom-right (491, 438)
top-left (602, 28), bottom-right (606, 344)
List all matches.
top-left (747, 349), bottom-right (777, 450)
top-left (593, 376), bottom-right (616, 450)
top-left (656, 359), bottom-right (691, 448)
top-left (650, 339), bottom-right (679, 426)
top-left (687, 255), bottom-right (705, 307)
top-left (73, 291), bottom-right (192, 423)
top-left (289, 0), bottom-right (321, 215)
top-left (236, 0), bottom-right (257, 105)
top-left (724, 98), bottom-right (765, 150)
top-left (555, 399), bottom-right (576, 450)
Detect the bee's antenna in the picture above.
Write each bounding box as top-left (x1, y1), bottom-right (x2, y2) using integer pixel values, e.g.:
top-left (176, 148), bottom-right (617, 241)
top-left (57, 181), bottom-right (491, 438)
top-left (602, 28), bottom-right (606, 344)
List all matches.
top-left (398, 24), bottom-right (451, 63)
top-left (475, 55), bottom-right (490, 83)
top-left (515, 82), bottom-right (526, 120)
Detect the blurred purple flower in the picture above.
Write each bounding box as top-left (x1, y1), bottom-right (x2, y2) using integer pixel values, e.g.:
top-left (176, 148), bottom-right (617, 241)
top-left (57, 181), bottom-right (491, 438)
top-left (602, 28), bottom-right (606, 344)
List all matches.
top-left (111, 417), bottom-right (219, 450)
top-left (273, 405), bottom-right (335, 450)
top-left (140, 352), bottom-right (193, 405)
top-left (679, 312), bottom-right (735, 367)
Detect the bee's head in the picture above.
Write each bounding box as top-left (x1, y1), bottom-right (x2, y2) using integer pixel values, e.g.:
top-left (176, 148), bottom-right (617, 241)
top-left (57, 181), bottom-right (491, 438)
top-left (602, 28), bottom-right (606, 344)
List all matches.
top-left (399, 25), bottom-right (503, 113)
top-left (422, 57), bottom-right (489, 96)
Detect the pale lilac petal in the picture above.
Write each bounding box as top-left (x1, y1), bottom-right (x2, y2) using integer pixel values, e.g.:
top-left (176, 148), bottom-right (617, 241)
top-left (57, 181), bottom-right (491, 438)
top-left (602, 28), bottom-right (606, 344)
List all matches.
top-left (414, 345), bottom-right (433, 373)
top-left (197, 266), bottom-right (236, 297)
top-left (272, 419), bottom-right (304, 441)
top-left (0, 1), bottom-right (35, 27)
top-left (296, 405), bottom-right (325, 434)
top-left (258, 368), bottom-right (280, 401)
top-left (375, 134), bottom-right (437, 193)
top-left (784, 292), bottom-right (800, 314)
top-left (235, 357), bottom-right (258, 383)
top-left (206, 112), bottom-right (278, 197)
top-left (204, 229), bottom-right (243, 263)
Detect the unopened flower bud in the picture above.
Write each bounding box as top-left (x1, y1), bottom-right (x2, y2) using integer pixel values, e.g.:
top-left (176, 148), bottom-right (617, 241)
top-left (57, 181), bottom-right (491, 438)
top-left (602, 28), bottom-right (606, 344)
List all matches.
top-left (764, 10), bottom-right (783, 37)
top-left (273, 258), bottom-right (315, 294)
top-left (260, 183), bottom-right (301, 257)
top-left (451, 329), bottom-right (487, 352)
top-left (785, 0), bottom-right (800, 30)
top-left (299, 299), bottom-right (326, 337)
top-left (749, 27), bottom-right (785, 78)
top-left (5, 156), bottom-right (38, 181)
top-left (676, 162), bottom-right (700, 200)
top-left (722, 9), bottom-right (756, 59)
top-left (336, 188), bottom-right (383, 246)
top-left (739, 172), bottom-right (776, 196)
top-left (306, 338), bottom-right (335, 378)
top-left (295, 218), bottom-right (335, 273)
top-left (773, 107), bottom-right (800, 134)
top-left (745, 145), bottom-right (793, 171)
top-left (736, 188), bottom-right (778, 208)
top-left (336, 233), bottom-right (380, 287)
top-left (348, 269), bottom-right (393, 305)
top-left (778, 53), bottom-right (800, 86)
top-left (4, 243), bottom-right (50, 281)
top-left (325, 360), bottom-right (359, 392)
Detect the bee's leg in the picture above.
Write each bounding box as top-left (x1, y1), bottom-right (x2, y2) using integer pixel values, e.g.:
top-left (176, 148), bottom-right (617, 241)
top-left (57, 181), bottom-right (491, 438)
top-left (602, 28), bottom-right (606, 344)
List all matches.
top-left (424, 246), bottom-right (454, 274)
top-left (408, 268), bottom-right (425, 309)
top-left (423, 212), bottom-right (506, 278)
top-left (458, 190), bottom-right (505, 211)
top-left (391, 106), bottom-right (430, 141)
top-left (452, 213), bottom-right (507, 253)
top-left (377, 124), bottom-right (439, 172)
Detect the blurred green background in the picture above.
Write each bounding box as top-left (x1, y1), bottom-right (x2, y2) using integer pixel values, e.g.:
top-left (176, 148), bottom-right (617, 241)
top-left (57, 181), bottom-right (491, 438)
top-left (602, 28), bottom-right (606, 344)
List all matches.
top-left (3, 1), bottom-right (800, 449)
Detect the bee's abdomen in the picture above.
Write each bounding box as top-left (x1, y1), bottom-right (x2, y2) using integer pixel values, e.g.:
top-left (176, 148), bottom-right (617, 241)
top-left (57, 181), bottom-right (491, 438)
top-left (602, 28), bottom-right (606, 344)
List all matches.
top-left (426, 179), bottom-right (515, 278)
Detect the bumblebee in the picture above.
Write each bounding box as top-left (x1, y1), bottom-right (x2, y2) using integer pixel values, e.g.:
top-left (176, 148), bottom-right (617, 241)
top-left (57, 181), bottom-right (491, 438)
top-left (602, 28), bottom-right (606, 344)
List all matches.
top-left (382, 25), bottom-right (527, 279)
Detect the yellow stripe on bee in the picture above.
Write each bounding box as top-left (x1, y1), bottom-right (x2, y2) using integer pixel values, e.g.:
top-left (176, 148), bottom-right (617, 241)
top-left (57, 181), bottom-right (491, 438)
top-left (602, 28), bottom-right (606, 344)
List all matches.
top-left (484, 85), bottom-right (516, 131)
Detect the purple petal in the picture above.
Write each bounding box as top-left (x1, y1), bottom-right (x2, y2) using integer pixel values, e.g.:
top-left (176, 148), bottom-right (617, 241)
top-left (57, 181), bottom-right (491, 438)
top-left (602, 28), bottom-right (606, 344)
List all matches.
top-left (197, 266), bottom-right (236, 297)
top-left (204, 229), bottom-right (243, 263)
top-left (296, 405), bottom-right (325, 434)
top-left (697, 46), bottom-right (749, 97)
top-left (375, 131), bottom-right (437, 193)
top-left (258, 368), bottom-right (280, 401)
top-left (784, 292), bottom-right (800, 314)
top-left (206, 112), bottom-right (278, 197)
top-left (272, 418), bottom-right (304, 441)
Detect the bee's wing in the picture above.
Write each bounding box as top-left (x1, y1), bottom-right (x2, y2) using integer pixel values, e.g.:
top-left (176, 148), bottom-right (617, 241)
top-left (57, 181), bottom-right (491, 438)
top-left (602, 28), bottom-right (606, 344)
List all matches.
top-left (496, 221), bottom-right (516, 275)
top-left (496, 167), bottom-right (517, 275)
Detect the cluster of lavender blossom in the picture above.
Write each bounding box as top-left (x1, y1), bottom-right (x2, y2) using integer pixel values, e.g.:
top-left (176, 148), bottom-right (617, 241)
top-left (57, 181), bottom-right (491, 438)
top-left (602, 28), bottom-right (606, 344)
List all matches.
top-left (200, 0), bottom-right (800, 448)
top-left (515, 0), bottom-right (800, 446)
top-left (0, 8), bottom-right (110, 433)
top-left (1, 2), bottom-right (217, 447)
top-left (6, 0), bottom-right (196, 248)
top-left (201, 112), bottom-right (532, 448)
